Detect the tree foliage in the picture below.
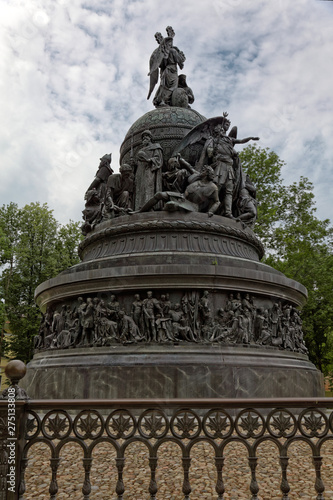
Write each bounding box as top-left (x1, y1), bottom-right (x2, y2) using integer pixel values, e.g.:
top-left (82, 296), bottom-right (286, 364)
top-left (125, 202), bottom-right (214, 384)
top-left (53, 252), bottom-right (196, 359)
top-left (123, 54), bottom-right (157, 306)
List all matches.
top-left (0, 202), bottom-right (82, 363)
top-left (239, 145), bottom-right (286, 247)
top-left (240, 146), bottom-right (333, 374)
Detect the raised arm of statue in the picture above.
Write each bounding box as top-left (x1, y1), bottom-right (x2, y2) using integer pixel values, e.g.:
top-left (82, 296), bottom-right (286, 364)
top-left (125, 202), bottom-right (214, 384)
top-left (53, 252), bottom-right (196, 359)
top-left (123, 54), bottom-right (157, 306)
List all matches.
top-left (178, 156), bottom-right (197, 175)
top-left (233, 137), bottom-right (260, 145)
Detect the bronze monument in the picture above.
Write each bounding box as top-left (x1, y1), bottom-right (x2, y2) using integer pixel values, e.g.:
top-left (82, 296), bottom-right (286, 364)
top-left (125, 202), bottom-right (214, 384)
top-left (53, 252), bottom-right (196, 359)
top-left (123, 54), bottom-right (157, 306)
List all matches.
top-left (23, 26), bottom-right (324, 399)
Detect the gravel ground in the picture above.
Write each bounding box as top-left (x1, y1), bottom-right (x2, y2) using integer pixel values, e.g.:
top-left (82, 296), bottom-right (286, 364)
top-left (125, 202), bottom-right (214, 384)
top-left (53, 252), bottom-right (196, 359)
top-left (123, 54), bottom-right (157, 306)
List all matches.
top-left (24, 438), bottom-right (333, 499)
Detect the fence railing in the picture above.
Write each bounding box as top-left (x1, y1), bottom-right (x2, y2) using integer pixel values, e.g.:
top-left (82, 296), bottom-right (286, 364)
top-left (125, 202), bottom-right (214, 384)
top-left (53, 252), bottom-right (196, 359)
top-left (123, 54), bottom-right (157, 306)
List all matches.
top-left (1, 362), bottom-right (333, 499)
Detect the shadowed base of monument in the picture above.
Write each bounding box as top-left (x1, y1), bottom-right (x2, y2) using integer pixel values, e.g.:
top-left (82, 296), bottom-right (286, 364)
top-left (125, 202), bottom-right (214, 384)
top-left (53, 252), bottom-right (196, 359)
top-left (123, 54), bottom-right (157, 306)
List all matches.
top-left (22, 344), bottom-right (324, 399)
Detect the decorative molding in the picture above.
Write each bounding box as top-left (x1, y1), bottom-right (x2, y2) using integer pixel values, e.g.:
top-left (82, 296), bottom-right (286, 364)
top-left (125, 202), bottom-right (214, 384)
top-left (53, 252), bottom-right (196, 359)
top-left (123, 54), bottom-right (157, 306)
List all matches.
top-left (79, 218), bottom-right (265, 260)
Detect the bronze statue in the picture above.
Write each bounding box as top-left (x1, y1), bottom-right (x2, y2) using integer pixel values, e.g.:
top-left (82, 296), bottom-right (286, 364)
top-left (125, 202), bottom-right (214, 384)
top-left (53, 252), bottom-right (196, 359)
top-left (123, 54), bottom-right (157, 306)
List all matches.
top-left (184, 166), bottom-right (220, 215)
top-left (134, 130), bottom-right (163, 211)
top-left (102, 163), bottom-right (134, 219)
top-left (171, 74), bottom-right (195, 108)
top-left (81, 188), bottom-right (103, 235)
top-left (173, 113), bottom-right (259, 218)
top-left (147, 26), bottom-right (186, 108)
top-left (162, 155), bottom-right (194, 193)
top-left (206, 116), bottom-right (259, 218)
top-left (236, 174), bottom-right (257, 227)
top-left (86, 153), bottom-right (113, 200)
top-left (137, 165), bottom-right (220, 216)
top-left (81, 154), bottom-right (113, 234)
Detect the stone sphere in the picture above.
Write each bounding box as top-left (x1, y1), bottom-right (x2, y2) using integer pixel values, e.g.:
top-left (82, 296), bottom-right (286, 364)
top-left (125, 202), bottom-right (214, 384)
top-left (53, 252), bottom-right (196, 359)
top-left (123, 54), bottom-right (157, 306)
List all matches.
top-left (5, 360), bottom-right (27, 381)
top-left (120, 106), bottom-right (206, 167)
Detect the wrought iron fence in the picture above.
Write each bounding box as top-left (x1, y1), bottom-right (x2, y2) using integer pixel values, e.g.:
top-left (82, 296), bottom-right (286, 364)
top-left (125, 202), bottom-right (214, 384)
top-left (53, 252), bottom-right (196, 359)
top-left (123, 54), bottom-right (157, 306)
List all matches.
top-left (1, 398), bottom-right (333, 499)
top-left (1, 365), bottom-right (333, 499)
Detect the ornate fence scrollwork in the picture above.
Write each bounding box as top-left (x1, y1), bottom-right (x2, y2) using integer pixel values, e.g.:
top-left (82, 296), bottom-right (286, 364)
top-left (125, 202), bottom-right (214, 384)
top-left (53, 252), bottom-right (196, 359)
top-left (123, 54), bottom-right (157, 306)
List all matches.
top-left (1, 397), bottom-right (333, 499)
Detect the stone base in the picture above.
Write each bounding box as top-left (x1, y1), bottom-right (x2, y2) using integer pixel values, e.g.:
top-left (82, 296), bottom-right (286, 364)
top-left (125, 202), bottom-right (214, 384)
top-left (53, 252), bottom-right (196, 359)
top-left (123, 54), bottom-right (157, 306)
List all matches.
top-left (22, 344), bottom-right (324, 399)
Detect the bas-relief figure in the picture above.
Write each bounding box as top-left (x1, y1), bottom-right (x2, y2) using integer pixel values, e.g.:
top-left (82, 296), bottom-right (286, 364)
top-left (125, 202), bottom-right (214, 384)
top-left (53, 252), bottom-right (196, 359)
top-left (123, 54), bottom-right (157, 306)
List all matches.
top-left (35, 290), bottom-right (308, 355)
top-left (131, 294), bottom-right (144, 332)
top-left (118, 310), bottom-right (142, 343)
top-left (142, 290), bottom-right (163, 342)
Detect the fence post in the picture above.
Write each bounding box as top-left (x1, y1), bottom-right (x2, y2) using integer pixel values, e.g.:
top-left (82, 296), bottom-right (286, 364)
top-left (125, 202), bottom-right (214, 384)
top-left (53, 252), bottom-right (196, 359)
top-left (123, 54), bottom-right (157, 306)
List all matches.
top-left (0, 360), bottom-right (29, 500)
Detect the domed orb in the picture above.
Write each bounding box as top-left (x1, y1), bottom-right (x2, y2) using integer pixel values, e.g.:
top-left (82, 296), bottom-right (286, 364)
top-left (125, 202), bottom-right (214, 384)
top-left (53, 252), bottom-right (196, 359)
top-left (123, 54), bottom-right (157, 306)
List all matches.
top-left (120, 106), bottom-right (206, 167)
top-left (5, 360), bottom-right (27, 381)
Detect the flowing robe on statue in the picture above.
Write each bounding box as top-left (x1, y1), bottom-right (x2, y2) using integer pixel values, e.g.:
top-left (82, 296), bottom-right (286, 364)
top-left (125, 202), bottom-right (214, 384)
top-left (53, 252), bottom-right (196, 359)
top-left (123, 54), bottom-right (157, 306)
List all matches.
top-left (134, 142), bottom-right (163, 210)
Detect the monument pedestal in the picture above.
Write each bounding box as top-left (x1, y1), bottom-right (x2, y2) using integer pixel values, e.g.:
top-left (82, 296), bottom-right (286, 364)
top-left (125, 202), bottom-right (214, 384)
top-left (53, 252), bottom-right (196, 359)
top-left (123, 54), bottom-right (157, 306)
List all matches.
top-left (23, 344), bottom-right (323, 399)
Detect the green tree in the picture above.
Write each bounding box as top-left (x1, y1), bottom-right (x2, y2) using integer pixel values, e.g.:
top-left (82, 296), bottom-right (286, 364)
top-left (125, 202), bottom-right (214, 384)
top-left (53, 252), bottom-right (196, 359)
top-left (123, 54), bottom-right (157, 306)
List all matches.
top-left (265, 177), bottom-right (333, 374)
top-left (0, 202), bottom-right (82, 362)
top-left (240, 146), bottom-right (333, 374)
top-left (0, 203), bottom-right (22, 356)
top-left (239, 144), bottom-right (286, 248)
top-left (55, 220), bottom-right (83, 271)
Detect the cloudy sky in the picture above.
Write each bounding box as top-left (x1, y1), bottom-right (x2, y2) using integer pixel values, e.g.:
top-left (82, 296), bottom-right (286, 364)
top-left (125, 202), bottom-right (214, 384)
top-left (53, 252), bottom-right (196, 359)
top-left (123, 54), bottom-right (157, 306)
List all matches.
top-left (1, 0), bottom-right (333, 226)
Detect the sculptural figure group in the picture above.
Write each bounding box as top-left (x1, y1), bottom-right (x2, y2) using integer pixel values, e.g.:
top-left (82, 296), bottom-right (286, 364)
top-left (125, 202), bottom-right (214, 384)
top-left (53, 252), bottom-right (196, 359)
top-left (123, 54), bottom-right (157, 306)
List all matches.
top-left (80, 26), bottom-right (260, 234)
top-left (81, 117), bottom-right (259, 234)
top-left (35, 290), bottom-right (308, 354)
top-left (147, 26), bottom-right (194, 109)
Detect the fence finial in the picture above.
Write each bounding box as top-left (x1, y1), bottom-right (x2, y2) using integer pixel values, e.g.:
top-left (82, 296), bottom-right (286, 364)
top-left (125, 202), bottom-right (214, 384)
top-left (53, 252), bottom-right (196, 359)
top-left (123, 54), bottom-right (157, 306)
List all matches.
top-left (0, 360), bottom-right (29, 400)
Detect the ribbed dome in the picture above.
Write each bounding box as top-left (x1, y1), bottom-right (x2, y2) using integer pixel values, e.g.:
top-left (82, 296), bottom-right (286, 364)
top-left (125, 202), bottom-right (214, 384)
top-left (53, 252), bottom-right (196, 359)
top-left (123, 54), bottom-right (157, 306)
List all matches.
top-left (120, 106), bottom-right (206, 167)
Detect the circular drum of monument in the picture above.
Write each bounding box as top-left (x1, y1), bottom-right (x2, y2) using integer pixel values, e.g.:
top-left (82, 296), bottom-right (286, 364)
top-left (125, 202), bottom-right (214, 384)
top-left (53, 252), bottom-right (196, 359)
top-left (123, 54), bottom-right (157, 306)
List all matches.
top-left (22, 212), bottom-right (324, 399)
top-left (36, 212), bottom-right (301, 306)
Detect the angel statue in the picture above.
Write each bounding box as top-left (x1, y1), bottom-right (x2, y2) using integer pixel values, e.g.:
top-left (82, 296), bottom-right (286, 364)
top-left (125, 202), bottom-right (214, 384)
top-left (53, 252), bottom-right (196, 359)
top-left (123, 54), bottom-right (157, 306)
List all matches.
top-left (147, 26), bottom-right (186, 108)
top-left (173, 113), bottom-right (259, 219)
